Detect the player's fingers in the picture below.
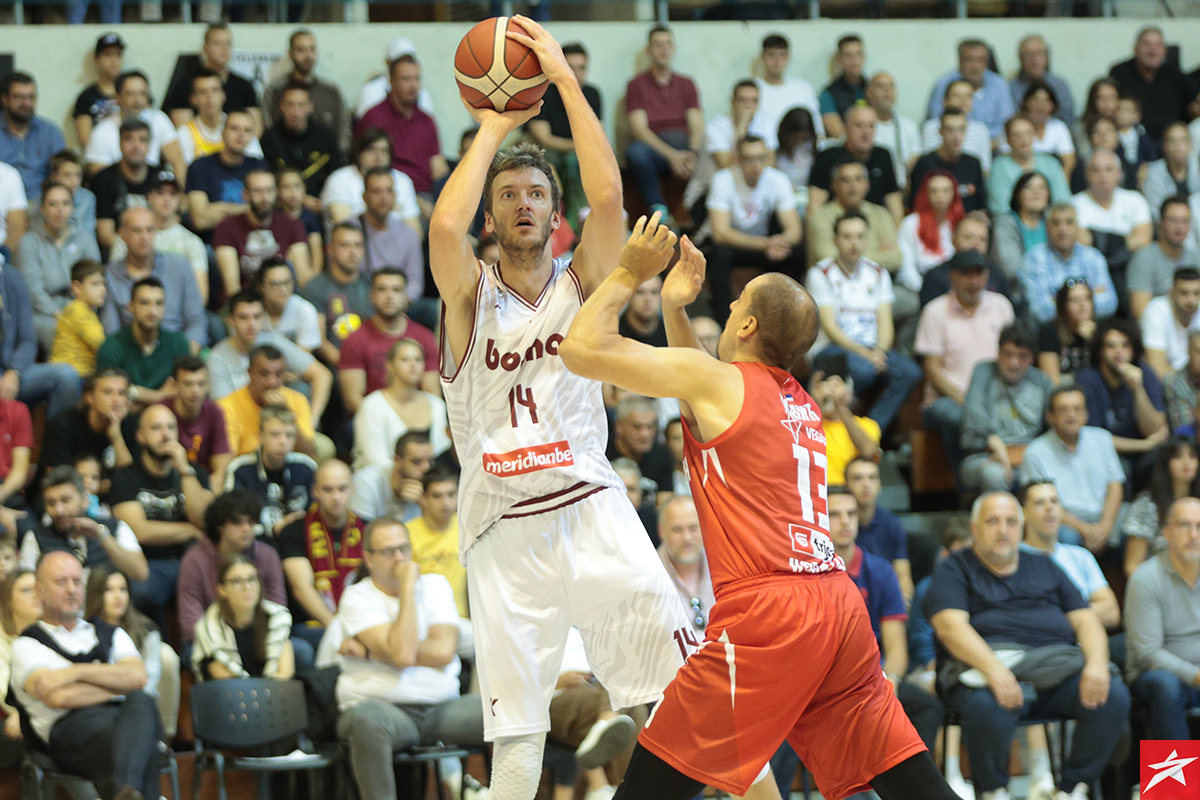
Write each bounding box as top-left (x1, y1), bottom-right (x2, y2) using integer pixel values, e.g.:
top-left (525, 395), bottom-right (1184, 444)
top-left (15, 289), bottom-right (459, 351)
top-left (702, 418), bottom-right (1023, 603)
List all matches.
top-left (630, 215), bottom-right (648, 239)
top-left (645, 211), bottom-right (663, 237)
top-left (505, 30), bottom-right (535, 47)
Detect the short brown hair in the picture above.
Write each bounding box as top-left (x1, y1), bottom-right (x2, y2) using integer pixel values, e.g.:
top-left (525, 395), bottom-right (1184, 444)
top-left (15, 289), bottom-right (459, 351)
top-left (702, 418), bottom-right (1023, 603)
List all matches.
top-left (744, 274), bottom-right (820, 371)
top-left (482, 142), bottom-right (561, 217)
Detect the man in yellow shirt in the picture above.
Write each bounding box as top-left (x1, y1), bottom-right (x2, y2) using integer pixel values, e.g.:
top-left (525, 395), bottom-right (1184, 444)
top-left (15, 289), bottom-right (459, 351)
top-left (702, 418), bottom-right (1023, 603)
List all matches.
top-left (811, 371), bottom-right (881, 487)
top-left (405, 462), bottom-right (471, 655)
top-left (219, 343), bottom-right (317, 459)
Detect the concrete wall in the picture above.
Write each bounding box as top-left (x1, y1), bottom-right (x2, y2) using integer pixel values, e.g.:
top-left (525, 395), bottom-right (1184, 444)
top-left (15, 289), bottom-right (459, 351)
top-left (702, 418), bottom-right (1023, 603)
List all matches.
top-left (7, 17), bottom-right (1200, 149)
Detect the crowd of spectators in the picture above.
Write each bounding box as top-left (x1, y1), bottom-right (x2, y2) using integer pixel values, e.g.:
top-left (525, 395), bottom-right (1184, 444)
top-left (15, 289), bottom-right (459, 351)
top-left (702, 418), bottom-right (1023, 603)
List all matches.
top-left (0, 18), bottom-right (1198, 800)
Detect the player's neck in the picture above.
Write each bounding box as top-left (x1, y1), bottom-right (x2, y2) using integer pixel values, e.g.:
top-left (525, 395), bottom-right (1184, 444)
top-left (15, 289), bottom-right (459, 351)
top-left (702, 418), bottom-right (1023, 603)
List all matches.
top-left (497, 252), bottom-right (553, 304)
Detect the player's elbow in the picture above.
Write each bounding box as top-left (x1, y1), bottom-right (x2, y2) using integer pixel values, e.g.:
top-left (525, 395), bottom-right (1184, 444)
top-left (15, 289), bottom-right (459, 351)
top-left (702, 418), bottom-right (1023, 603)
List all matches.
top-left (557, 334), bottom-right (595, 377)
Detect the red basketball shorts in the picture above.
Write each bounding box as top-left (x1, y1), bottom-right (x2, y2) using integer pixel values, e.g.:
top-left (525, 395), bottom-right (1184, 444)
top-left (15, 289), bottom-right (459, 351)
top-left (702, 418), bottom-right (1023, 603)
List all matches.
top-left (638, 571), bottom-right (926, 800)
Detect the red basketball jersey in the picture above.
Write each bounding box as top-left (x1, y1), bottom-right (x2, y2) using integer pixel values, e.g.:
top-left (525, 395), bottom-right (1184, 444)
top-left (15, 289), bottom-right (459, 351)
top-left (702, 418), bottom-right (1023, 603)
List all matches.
top-left (683, 361), bottom-right (844, 591)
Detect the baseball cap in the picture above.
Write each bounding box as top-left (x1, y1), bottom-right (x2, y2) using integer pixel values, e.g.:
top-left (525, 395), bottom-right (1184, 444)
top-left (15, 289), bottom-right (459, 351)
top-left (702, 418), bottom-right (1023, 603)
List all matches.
top-left (148, 169), bottom-right (177, 191)
top-left (386, 36), bottom-right (417, 63)
top-left (947, 250), bottom-right (992, 272)
top-left (95, 32), bottom-right (125, 57)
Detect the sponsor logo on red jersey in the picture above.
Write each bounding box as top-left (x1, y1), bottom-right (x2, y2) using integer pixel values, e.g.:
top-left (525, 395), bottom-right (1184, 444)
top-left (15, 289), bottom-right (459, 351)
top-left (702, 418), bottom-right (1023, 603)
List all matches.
top-left (1141, 740), bottom-right (1200, 800)
top-left (482, 441), bottom-right (575, 476)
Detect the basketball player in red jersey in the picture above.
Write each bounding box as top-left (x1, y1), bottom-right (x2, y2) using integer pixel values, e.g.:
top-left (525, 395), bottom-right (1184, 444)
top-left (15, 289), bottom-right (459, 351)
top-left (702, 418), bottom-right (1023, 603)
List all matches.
top-left (560, 215), bottom-right (961, 800)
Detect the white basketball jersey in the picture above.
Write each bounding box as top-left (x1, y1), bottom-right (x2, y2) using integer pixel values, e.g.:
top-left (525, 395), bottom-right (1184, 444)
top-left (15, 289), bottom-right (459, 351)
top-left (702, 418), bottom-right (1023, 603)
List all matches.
top-left (441, 258), bottom-right (623, 555)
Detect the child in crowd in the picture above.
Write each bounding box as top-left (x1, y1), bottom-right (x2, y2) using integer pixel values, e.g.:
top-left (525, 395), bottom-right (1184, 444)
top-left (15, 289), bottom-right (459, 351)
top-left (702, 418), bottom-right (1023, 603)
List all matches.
top-left (73, 453), bottom-right (109, 516)
top-left (1114, 95), bottom-right (1158, 186)
top-left (49, 259), bottom-right (108, 380)
top-left (46, 150), bottom-right (97, 236)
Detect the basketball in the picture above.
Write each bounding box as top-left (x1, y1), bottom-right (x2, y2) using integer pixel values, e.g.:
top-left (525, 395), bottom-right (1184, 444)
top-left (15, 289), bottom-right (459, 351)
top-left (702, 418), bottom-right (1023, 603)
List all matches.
top-left (454, 17), bottom-right (549, 113)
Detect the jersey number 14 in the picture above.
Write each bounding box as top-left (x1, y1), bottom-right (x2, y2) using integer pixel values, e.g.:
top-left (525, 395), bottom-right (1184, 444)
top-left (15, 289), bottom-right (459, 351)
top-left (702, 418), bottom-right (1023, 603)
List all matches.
top-left (508, 384), bottom-right (539, 427)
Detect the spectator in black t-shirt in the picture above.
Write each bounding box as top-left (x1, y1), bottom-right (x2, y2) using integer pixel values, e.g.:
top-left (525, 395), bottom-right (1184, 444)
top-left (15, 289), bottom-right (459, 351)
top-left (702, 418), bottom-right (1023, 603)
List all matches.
top-left (924, 491), bottom-right (1130, 800)
top-left (808, 104), bottom-right (903, 224)
top-left (185, 110), bottom-right (268, 237)
top-left (1108, 26), bottom-right (1197, 141)
top-left (606, 395), bottom-right (673, 494)
top-left (819, 34), bottom-right (866, 141)
top-left (261, 83), bottom-right (343, 202)
top-left (39, 368), bottom-right (135, 491)
top-left (525, 42), bottom-right (602, 230)
top-left (111, 403), bottom-right (214, 631)
top-left (162, 23), bottom-right (261, 132)
top-left (909, 109), bottom-right (987, 214)
top-left (91, 118), bottom-right (154, 253)
top-left (73, 33), bottom-right (124, 151)
top-left (618, 274), bottom-right (667, 348)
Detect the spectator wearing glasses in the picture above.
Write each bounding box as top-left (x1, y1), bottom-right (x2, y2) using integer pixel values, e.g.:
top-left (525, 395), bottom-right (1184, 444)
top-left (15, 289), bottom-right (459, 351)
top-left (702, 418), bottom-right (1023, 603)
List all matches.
top-left (255, 259), bottom-right (321, 354)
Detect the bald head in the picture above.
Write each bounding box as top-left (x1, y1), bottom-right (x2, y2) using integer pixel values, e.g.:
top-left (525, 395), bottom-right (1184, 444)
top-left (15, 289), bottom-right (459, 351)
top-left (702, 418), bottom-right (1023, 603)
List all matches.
top-left (740, 274), bottom-right (820, 370)
top-left (315, 458), bottom-right (351, 485)
top-left (312, 458), bottom-right (353, 522)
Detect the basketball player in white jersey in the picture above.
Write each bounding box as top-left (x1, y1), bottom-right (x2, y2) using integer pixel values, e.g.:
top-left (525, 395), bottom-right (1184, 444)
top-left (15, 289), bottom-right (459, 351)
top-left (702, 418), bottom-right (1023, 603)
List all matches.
top-left (429, 17), bottom-right (692, 800)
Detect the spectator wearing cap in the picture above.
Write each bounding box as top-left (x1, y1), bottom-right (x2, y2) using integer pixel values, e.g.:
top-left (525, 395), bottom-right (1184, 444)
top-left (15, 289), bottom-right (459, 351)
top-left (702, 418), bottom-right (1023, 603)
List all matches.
top-left (74, 34), bottom-right (125, 151)
top-left (356, 54), bottom-right (448, 209)
top-left (0, 72), bottom-right (66, 202)
top-left (926, 38), bottom-right (1015, 141)
top-left (102, 207), bottom-right (208, 350)
top-left (15, 181), bottom-right (101, 351)
top-left (1109, 26), bottom-right (1195, 141)
top-left (110, 169), bottom-right (209, 306)
top-left (175, 69), bottom-right (265, 167)
top-left (85, 71), bottom-right (186, 190)
top-left (355, 38), bottom-right (438, 120)
top-left (1008, 35), bottom-right (1076, 127)
top-left (161, 24), bottom-right (261, 133)
top-left (91, 118), bottom-right (156, 253)
top-left (263, 29), bottom-right (350, 154)
top-left (914, 253), bottom-right (1015, 469)
top-left (919, 219), bottom-right (1017, 310)
top-left (1022, 204), bottom-right (1118, 324)
top-left (213, 168), bottom-right (310, 303)
top-left (261, 83), bottom-right (344, 200)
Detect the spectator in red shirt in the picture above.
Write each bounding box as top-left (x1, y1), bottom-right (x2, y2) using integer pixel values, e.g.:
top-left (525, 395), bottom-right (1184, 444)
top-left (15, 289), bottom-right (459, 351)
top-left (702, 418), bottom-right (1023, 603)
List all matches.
top-left (355, 54), bottom-right (448, 214)
top-left (213, 168), bottom-right (312, 303)
top-left (162, 355), bottom-right (232, 490)
top-left (623, 25), bottom-right (703, 220)
top-left (0, 399), bottom-right (33, 508)
top-left (338, 267), bottom-right (437, 415)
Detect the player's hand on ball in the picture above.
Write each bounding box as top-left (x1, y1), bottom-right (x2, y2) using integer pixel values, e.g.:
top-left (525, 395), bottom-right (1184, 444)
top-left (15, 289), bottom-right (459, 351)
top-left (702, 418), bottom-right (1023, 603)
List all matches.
top-left (460, 94), bottom-right (544, 133)
top-left (620, 212), bottom-right (678, 283)
top-left (506, 15), bottom-right (574, 87)
top-left (661, 234), bottom-right (706, 311)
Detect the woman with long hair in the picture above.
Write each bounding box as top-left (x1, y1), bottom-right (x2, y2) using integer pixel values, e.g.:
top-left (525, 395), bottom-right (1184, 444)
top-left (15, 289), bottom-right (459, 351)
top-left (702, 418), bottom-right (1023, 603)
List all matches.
top-left (992, 171), bottom-right (1052, 284)
top-left (896, 171), bottom-right (962, 293)
top-left (352, 338), bottom-right (451, 471)
top-left (1073, 77), bottom-right (1120, 165)
top-left (1123, 436), bottom-right (1200, 576)
top-left (192, 554), bottom-right (294, 682)
top-left (86, 564), bottom-right (181, 738)
top-left (774, 107), bottom-right (818, 194)
top-left (1037, 279), bottom-right (1096, 385)
top-left (0, 568), bottom-right (40, 766)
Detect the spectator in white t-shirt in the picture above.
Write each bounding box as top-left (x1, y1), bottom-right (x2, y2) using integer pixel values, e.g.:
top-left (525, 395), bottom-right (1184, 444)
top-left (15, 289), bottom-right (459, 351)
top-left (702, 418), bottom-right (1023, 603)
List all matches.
top-left (84, 71), bottom-right (186, 186)
top-left (1071, 149), bottom-right (1153, 257)
top-left (705, 80), bottom-right (776, 169)
top-left (807, 210), bottom-right (922, 432)
top-left (753, 33), bottom-right (824, 142)
top-left (0, 161), bottom-right (29, 256)
top-left (254, 258), bottom-right (322, 354)
top-left (1141, 266), bottom-right (1200, 379)
top-left (866, 72), bottom-right (921, 191)
top-left (322, 126), bottom-right (421, 230)
top-left (705, 135), bottom-right (801, 322)
top-left (1005, 81), bottom-right (1077, 177)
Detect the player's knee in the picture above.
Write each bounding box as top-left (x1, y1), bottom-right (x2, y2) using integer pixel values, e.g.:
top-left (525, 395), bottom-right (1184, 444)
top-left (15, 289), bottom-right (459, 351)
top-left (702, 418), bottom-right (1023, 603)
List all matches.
top-left (488, 732), bottom-right (546, 800)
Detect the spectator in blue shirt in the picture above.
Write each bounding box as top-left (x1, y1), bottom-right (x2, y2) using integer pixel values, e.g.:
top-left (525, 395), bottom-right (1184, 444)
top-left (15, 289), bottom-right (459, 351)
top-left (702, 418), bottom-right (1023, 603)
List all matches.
top-left (0, 73), bottom-right (66, 202)
top-left (1074, 318), bottom-right (1168, 491)
top-left (1021, 204), bottom-right (1117, 323)
top-left (1008, 35), bottom-right (1076, 127)
top-left (926, 39), bottom-right (1015, 141)
top-left (845, 456), bottom-right (912, 601)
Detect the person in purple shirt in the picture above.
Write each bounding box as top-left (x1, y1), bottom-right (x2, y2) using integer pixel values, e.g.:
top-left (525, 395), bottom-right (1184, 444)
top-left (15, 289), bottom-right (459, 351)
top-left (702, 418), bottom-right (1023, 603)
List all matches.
top-left (1073, 317), bottom-right (1167, 491)
top-left (160, 356), bottom-right (232, 491)
top-left (355, 54), bottom-right (448, 208)
top-left (845, 456), bottom-right (913, 602)
top-left (0, 73), bottom-right (66, 202)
